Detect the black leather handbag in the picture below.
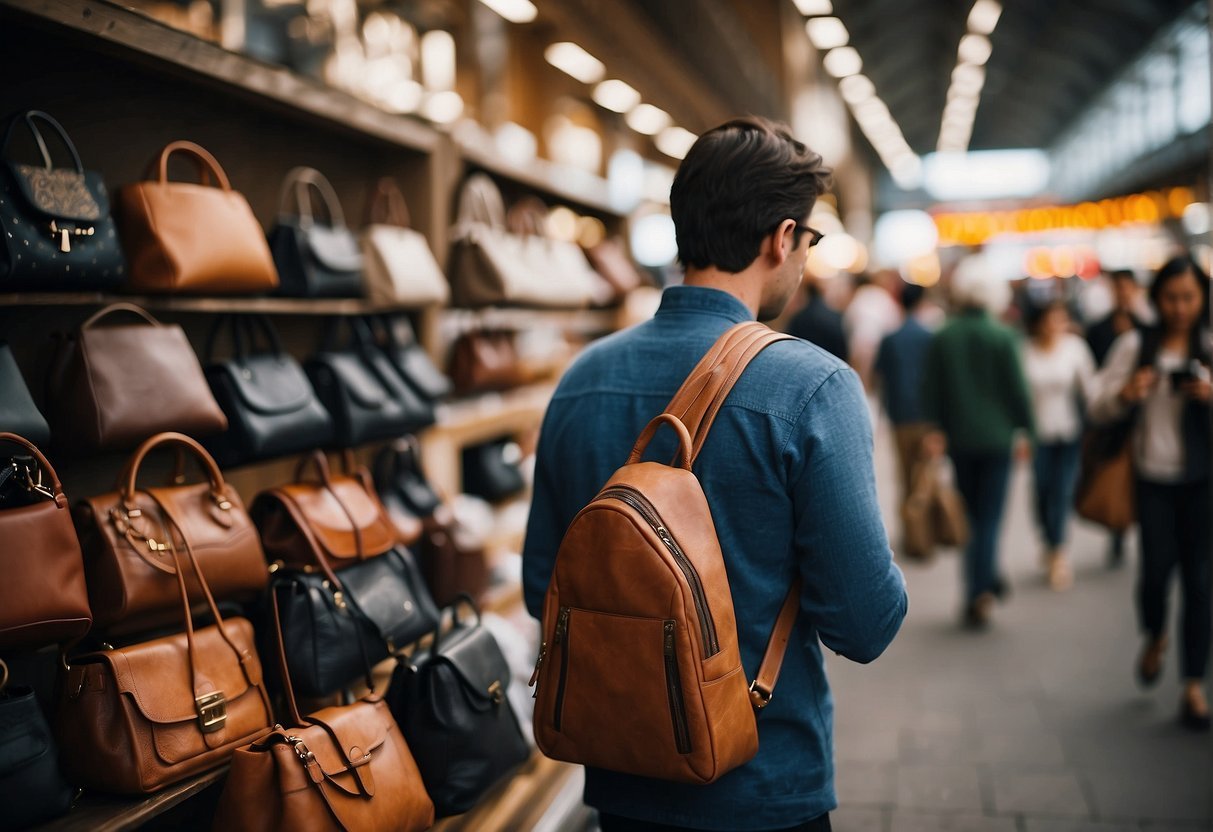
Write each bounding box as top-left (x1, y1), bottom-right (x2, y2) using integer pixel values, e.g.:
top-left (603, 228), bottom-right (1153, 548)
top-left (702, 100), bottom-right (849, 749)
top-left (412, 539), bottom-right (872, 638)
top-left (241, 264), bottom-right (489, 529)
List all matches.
top-left (269, 167), bottom-right (363, 298)
top-left (203, 315), bottom-right (333, 466)
top-left (0, 344), bottom-right (49, 446)
top-left (373, 315), bottom-right (453, 402)
top-left (376, 439), bottom-right (442, 519)
top-left (0, 110), bottom-right (126, 290)
top-left (306, 317), bottom-right (434, 447)
top-left (462, 438), bottom-right (527, 502)
top-left (388, 597), bottom-right (529, 817)
top-left (270, 545), bottom-right (439, 698)
top-left (0, 665), bottom-right (75, 831)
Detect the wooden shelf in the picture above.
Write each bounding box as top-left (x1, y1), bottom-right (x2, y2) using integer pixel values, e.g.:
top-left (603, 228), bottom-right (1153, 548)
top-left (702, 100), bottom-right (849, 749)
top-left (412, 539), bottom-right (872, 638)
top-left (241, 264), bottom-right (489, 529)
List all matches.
top-left (425, 383), bottom-right (554, 450)
top-left (39, 767), bottom-right (227, 832)
top-left (0, 292), bottom-right (434, 315)
top-left (458, 137), bottom-right (623, 218)
top-left (0, 0), bottom-right (439, 155)
top-left (442, 305), bottom-right (623, 336)
top-left (432, 753), bottom-right (582, 832)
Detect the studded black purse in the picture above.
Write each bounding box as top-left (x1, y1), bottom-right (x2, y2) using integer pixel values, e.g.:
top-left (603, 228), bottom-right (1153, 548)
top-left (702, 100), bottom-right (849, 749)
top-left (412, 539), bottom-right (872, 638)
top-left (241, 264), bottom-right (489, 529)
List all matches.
top-left (0, 110), bottom-right (126, 290)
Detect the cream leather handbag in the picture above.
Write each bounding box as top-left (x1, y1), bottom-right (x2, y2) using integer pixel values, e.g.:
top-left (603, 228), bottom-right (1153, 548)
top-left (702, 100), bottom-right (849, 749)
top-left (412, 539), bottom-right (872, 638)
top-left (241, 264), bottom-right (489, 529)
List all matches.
top-left (360, 178), bottom-right (448, 307)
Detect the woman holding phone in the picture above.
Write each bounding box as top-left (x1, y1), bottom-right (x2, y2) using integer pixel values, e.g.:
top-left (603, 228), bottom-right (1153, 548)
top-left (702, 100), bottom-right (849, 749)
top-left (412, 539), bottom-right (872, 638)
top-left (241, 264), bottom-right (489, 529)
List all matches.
top-left (1090, 254), bottom-right (1212, 732)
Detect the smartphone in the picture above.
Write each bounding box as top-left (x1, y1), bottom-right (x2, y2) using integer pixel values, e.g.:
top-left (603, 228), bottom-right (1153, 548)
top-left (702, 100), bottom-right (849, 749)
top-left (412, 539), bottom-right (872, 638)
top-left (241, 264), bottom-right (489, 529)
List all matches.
top-left (1171, 369), bottom-right (1196, 387)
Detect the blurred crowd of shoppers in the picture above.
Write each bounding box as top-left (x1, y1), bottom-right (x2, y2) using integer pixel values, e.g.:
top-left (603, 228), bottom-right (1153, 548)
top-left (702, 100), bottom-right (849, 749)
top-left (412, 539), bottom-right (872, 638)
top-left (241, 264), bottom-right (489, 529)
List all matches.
top-left (784, 252), bottom-right (1211, 732)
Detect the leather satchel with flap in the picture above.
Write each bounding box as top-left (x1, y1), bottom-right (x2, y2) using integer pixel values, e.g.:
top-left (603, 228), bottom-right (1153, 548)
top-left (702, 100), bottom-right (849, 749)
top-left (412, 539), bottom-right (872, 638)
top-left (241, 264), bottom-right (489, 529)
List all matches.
top-left (204, 315), bottom-right (333, 466)
top-left (253, 450), bottom-right (401, 571)
top-left (270, 167), bottom-right (363, 298)
top-left (388, 596), bottom-right (529, 817)
top-left (56, 488), bottom-right (273, 795)
top-left (46, 302), bottom-right (228, 452)
top-left (0, 433), bottom-right (91, 652)
top-left (75, 433), bottom-right (267, 635)
top-left (116, 141), bottom-right (279, 294)
top-left (0, 110), bottom-right (126, 290)
top-left (213, 566), bottom-right (434, 832)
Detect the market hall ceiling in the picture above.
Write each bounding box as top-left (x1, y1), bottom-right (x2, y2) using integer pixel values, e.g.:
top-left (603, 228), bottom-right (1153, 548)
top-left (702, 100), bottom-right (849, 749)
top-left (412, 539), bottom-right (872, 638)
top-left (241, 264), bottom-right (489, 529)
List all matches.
top-left (565, 0), bottom-right (1198, 154)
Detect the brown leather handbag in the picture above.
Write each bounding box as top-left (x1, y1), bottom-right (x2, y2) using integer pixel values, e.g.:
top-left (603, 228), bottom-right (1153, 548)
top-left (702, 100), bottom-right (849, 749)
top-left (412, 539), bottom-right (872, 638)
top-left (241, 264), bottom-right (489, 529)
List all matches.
top-left (448, 329), bottom-right (524, 394)
top-left (46, 302), bottom-right (228, 451)
top-left (212, 587), bottom-right (434, 831)
top-left (252, 451), bottom-right (401, 572)
top-left (0, 433), bottom-right (91, 651)
top-left (1075, 425), bottom-right (1135, 532)
top-left (75, 433), bottom-right (267, 635)
top-left (116, 141), bottom-right (279, 294)
top-left (56, 489), bottom-right (273, 795)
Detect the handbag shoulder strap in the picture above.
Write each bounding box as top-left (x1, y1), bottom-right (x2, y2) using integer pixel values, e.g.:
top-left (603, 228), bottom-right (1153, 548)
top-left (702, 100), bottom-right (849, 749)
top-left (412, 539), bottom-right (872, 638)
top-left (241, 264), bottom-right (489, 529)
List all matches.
top-left (456, 173), bottom-right (506, 229)
top-left (0, 431), bottom-right (67, 508)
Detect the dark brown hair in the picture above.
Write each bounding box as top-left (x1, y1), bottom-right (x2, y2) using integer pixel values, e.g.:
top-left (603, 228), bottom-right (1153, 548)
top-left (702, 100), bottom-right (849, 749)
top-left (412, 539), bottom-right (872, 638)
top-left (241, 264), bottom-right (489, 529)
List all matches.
top-left (670, 116), bottom-right (832, 273)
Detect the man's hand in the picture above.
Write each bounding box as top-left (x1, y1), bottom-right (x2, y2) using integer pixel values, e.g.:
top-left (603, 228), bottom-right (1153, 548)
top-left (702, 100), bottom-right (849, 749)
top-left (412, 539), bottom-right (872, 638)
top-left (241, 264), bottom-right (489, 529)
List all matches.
top-left (1120, 367), bottom-right (1157, 405)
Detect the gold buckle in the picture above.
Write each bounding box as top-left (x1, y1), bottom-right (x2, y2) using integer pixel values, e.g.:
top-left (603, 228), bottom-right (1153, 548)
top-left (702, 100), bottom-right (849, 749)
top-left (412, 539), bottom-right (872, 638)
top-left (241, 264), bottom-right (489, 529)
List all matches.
top-left (488, 680), bottom-right (505, 705)
top-left (195, 691), bottom-right (227, 733)
top-left (748, 680), bottom-right (772, 710)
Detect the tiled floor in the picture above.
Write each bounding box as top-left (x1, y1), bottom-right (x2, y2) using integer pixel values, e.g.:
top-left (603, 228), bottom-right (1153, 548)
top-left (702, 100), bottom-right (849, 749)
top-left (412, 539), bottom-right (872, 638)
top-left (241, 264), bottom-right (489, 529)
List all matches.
top-left (827, 416), bottom-right (1213, 832)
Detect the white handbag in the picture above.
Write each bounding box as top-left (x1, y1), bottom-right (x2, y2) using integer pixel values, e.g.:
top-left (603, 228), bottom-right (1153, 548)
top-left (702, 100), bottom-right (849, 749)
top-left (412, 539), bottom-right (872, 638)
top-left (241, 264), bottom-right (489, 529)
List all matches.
top-left (448, 174), bottom-right (598, 308)
top-left (360, 178), bottom-right (449, 306)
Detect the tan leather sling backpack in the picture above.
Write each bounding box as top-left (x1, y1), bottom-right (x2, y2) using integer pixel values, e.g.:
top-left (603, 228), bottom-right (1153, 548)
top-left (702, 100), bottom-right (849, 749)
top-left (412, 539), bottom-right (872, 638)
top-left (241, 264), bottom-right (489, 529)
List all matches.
top-left (530, 321), bottom-right (802, 784)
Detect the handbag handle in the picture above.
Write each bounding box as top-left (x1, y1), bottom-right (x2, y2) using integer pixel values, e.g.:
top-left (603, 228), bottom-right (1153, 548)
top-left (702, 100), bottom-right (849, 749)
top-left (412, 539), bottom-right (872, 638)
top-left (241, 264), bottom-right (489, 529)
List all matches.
top-left (426, 593), bottom-right (480, 658)
top-left (120, 433), bottom-right (231, 512)
top-left (205, 314), bottom-right (286, 363)
top-left (80, 302), bottom-right (161, 331)
top-left (456, 173), bottom-right (506, 229)
top-left (0, 110), bottom-right (84, 172)
top-left (365, 177), bottom-right (411, 228)
top-left (278, 166), bottom-right (347, 229)
top-left (149, 490), bottom-right (271, 718)
top-left (506, 196), bottom-right (548, 239)
top-left (0, 432), bottom-right (68, 509)
top-left (150, 140), bottom-right (232, 190)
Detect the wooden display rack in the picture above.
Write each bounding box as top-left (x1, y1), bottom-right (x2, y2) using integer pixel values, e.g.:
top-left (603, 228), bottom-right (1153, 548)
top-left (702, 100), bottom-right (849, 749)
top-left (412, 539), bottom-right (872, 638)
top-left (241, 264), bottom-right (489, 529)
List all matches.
top-left (0, 0), bottom-right (631, 828)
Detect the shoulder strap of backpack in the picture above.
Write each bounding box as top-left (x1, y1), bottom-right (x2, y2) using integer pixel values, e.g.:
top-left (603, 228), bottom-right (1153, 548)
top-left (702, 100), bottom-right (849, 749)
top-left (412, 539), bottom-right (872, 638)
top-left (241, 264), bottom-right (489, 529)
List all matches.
top-left (666, 320), bottom-right (801, 710)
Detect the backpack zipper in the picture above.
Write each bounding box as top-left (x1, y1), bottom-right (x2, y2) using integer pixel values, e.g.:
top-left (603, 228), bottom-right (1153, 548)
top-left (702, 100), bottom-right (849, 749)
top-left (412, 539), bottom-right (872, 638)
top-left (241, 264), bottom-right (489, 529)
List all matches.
top-left (552, 607), bottom-right (571, 731)
top-left (664, 620), bottom-right (692, 754)
top-left (597, 486), bottom-right (720, 657)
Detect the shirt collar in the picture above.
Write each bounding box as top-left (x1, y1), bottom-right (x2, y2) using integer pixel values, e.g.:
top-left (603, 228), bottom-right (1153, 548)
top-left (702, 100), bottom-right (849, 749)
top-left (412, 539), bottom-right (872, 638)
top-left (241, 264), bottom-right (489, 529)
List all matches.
top-left (655, 285), bottom-right (755, 324)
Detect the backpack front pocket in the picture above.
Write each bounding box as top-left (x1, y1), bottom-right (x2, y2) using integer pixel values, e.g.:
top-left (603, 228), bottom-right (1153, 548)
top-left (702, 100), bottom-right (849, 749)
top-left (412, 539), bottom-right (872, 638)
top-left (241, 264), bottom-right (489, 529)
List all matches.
top-left (541, 607), bottom-right (694, 775)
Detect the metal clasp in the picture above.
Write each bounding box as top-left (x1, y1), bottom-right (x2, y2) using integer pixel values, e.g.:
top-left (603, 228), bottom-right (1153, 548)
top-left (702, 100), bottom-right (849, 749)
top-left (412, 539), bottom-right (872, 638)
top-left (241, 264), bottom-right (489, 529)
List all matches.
top-left (195, 691), bottom-right (227, 733)
top-left (488, 680), bottom-right (505, 705)
top-left (748, 680), bottom-right (773, 710)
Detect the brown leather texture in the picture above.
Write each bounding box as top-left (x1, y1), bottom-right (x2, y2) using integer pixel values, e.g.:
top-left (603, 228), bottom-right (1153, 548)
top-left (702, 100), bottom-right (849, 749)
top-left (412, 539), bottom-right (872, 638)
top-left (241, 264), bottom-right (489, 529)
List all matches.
top-left (0, 432), bottom-right (91, 650)
top-left (448, 329), bottom-right (526, 394)
top-left (116, 141), bottom-right (279, 295)
top-left (253, 464), bottom-right (400, 571)
top-left (46, 303), bottom-right (228, 451)
top-left (532, 322), bottom-right (800, 784)
top-left (1076, 437), bottom-right (1135, 531)
top-left (56, 616), bottom-right (272, 794)
top-left (76, 434), bottom-right (267, 635)
top-left (213, 698), bottom-right (434, 832)
top-left (418, 513), bottom-right (489, 607)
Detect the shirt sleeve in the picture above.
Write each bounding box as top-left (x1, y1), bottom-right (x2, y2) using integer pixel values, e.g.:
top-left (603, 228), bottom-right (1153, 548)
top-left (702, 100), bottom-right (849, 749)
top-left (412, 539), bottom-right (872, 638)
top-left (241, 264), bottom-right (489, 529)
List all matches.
top-left (788, 368), bottom-right (907, 664)
top-left (1072, 335), bottom-right (1099, 405)
top-left (1088, 330), bottom-right (1140, 424)
top-left (522, 404), bottom-right (566, 620)
top-left (1004, 332), bottom-right (1036, 436)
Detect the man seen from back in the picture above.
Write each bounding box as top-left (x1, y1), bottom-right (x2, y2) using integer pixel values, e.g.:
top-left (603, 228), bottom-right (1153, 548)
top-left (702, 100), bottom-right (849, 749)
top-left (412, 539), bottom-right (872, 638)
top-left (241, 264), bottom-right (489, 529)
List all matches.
top-left (522, 117), bottom-right (908, 832)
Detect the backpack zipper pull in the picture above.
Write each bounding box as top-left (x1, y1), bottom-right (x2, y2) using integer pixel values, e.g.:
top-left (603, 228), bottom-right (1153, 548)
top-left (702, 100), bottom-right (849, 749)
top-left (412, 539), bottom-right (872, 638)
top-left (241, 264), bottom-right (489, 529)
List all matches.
top-left (529, 641), bottom-right (547, 691)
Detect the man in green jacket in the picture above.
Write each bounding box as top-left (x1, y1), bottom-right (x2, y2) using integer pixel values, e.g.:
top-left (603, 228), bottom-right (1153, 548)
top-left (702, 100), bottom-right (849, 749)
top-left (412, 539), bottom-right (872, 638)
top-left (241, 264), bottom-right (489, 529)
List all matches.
top-left (922, 265), bottom-right (1034, 628)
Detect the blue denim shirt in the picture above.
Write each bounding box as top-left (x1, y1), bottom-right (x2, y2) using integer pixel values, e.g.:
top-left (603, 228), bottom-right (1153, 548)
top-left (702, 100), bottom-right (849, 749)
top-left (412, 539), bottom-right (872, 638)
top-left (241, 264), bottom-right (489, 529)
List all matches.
top-left (522, 286), bottom-right (907, 830)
